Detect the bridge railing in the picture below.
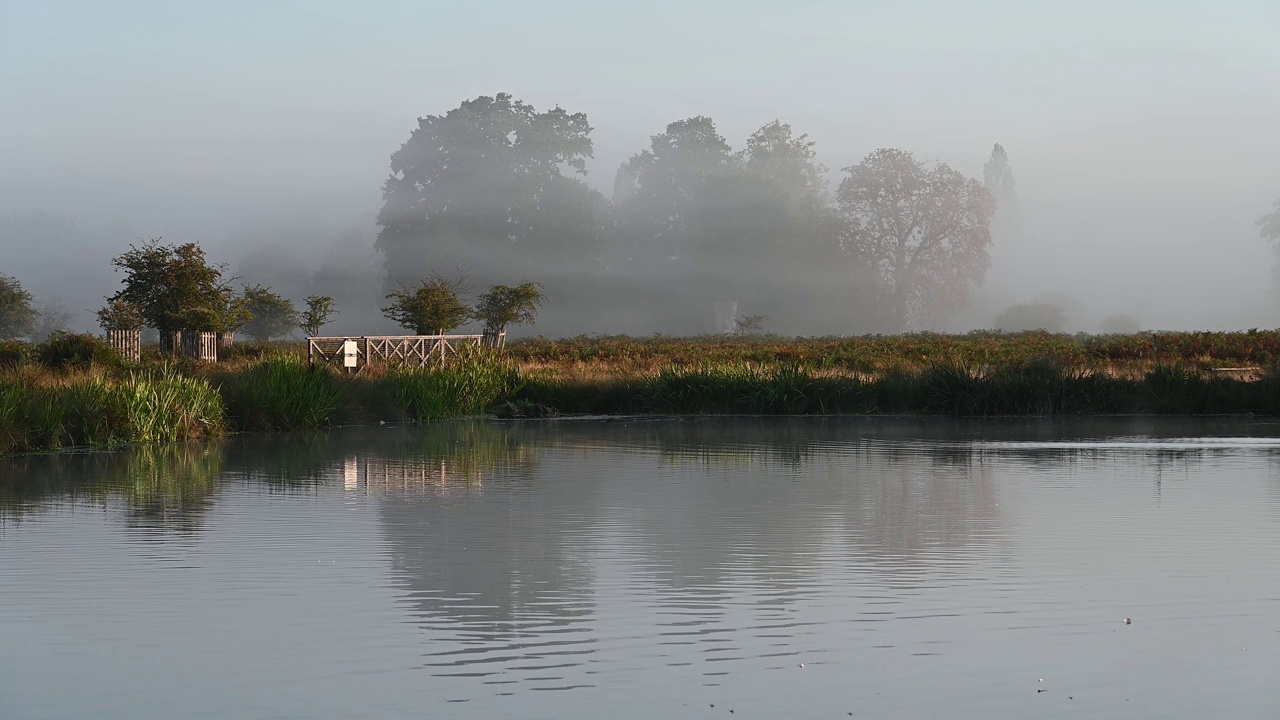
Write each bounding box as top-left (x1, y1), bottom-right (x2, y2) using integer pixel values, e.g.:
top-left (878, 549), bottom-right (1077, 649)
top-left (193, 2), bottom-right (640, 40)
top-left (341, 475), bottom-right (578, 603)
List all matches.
top-left (307, 332), bottom-right (505, 370)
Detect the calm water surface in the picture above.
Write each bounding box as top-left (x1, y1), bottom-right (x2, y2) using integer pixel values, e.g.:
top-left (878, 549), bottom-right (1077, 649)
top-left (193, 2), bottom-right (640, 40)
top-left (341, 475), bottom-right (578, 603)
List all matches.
top-left (3, 417), bottom-right (1280, 719)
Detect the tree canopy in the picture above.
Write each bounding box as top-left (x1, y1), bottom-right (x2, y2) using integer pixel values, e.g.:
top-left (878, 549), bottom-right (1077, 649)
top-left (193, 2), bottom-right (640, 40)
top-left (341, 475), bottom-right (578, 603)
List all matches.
top-left (376, 93), bottom-right (607, 286)
top-left (107, 240), bottom-right (247, 336)
top-left (611, 117), bottom-right (845, 332)
top-left (96, 297), bottom-right (145, 332)
top-left (0, 273), bottom-right (38, 340)
top-left (836, 149), bottom-right (996, 331)
top-left (474, 282), bottom-right (545, 335)
top-left (241, 284), bottom-right (299, 341)
top-left (299, 295), bottom-right (337, 337)
top-left (382, 274), bottom-right (472, 335)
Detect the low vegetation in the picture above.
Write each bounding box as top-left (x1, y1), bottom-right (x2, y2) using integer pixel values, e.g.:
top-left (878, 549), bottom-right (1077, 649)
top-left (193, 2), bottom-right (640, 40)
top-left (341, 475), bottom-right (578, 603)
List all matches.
top-left (4, 330), bottom-right (1280, 455)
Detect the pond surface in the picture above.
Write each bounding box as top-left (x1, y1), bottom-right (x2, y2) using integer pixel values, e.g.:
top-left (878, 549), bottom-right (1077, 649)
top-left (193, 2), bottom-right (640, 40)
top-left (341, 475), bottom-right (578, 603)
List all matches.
top-left (4, 417), bottom-right (1280, 719)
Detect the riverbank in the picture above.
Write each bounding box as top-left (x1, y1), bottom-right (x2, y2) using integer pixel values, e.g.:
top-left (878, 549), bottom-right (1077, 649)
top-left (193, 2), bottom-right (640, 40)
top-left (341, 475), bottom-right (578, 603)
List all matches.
top-left (3, 331), bottom-right (1280, 455)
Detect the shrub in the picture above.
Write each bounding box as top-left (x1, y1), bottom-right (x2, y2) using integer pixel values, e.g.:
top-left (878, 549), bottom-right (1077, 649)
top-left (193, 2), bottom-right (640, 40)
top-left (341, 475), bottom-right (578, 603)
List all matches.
top-left (0, 340), bottom-right (33, 368)
top-left (38, 332), bottom-right (123, 370)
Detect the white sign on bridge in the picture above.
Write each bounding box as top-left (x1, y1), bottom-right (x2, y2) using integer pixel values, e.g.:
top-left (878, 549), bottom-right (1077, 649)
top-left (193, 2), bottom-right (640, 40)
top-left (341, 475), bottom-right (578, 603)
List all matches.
top-left (342, 340), bottom-right (359, 368)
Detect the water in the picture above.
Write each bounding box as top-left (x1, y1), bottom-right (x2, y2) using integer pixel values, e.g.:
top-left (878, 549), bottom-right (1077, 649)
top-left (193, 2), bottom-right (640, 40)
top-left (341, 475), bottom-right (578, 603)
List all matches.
top-left (3, 416), bottom-right (1280, 719)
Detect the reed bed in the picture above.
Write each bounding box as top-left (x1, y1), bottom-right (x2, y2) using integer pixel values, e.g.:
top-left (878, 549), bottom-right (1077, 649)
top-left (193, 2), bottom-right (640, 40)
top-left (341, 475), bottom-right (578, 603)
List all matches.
top-left (0, 365), bottom-right (224, 453)
top-left (6, 331), bottom-right (1280, 456)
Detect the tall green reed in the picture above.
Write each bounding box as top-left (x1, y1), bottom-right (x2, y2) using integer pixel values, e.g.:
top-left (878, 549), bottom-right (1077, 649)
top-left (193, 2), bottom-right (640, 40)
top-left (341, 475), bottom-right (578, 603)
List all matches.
top-left (383, 351), bottom-right (516, 421)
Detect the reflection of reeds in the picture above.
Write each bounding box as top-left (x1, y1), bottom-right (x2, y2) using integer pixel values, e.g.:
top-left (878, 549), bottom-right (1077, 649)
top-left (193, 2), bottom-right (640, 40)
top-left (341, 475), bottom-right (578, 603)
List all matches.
top-left (115, 442), bottom-right (225, 530)
top-left (1, 441), bottom-right (224, 530)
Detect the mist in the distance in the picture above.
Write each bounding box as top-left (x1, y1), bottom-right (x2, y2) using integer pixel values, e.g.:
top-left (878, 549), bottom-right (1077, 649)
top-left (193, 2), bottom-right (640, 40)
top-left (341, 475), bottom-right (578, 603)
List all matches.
top-left (3, 1), bottom-right (1277, 337)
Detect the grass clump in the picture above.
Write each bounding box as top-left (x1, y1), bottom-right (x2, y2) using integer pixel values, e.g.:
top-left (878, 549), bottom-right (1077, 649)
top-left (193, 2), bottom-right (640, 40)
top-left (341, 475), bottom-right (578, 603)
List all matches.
top-left (383, 350), bottom-right (516, 421)
top-left (219, 354), bottom-right (342, 431)
top-left (0, 365), bottom-right (224, 453)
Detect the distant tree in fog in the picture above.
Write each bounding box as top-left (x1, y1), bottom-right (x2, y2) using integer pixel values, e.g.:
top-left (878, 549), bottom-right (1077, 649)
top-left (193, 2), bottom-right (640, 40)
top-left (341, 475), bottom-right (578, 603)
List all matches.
top-left (1259, 199), bottom-right (1280, 317)
top-left (993, 302), bottom-right (1064, 332)
top-left (612, 117), bottom-right (846, 331)
top-left (983, 143), bottom-right (1021, 245)
top-left (0, 273), bottom-right (38, 339)
top-left (299, 295), bottom-right (336, 337)
top-left (382, 273), bottom-right (472, 335)
top-left (1258, 199), bottom-right (1280, 242)
top-left (1099, 313), bottom-right (1141, 334)
top-left (31, 300), bottom-right (73, 341)
top-left (836, 149), bottom-right (996, 331)
top-left (612, 116), bottom-right (739, 266)
top-left (376, 94), bottom-right (607, 286)
top-left (240, 284), bottom-right (299, 341)
top-left (474, 282), bottom-right (544, 336)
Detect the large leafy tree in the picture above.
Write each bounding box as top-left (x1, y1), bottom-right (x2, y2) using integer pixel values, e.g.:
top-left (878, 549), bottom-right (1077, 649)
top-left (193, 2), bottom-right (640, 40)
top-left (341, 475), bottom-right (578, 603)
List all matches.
top-left (612, 116), bottom-right (739, 270)
top-left (836, 149), bottom-right (996, 331)
top-left (107, 239), bottom-right (247, 338)
top-left (376, 93), bottom-right (607, 286)
top-left (0, 273), bottom-right (38, 339)
top-left (612, 117), bottom-right (852, 332)
top-left (241, 284), bottom-right (299, 341)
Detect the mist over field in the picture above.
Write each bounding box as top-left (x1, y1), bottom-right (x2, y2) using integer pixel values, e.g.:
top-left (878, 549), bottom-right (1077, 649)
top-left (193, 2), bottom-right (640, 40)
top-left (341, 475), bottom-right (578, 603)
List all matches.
top-left (2, 1), bottom-right (1278, 338)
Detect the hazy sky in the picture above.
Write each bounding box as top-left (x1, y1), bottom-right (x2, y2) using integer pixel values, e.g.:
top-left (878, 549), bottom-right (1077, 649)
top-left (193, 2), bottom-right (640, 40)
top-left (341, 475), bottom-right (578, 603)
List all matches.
top-left (2, 0), bottom-right (1279, 330)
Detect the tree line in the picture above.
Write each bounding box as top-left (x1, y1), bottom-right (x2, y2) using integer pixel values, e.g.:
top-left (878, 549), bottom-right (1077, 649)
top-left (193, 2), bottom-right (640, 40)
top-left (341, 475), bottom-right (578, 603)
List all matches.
top-left (1, 238), bottom-right (544, 343)
top-left (376, 93), bottom-right (1005, 334)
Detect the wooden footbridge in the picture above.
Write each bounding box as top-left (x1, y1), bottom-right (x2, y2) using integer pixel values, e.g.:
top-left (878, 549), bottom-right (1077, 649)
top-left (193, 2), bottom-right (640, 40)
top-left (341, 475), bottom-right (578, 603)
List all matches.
top-left (307, 332), bottom-right (505, 371)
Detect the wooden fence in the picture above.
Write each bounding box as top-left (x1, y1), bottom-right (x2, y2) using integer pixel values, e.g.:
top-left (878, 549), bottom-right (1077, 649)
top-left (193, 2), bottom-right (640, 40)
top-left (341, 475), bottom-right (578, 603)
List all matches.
top-left (107, 329), bottom-right (142, 363)
top-left (308, 332), bottom-right (505, 370)
top-left (182, 332), bottom-right (218, 362)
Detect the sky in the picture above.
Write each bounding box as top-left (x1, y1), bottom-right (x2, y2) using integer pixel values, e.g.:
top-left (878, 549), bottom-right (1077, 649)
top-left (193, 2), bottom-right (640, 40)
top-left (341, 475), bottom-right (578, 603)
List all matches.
top-left (2, 0), bottom-right (1279, 331)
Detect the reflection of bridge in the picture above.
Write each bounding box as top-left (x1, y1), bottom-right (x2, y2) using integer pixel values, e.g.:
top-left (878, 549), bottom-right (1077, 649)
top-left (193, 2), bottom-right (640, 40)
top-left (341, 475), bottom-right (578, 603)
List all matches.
top-left (339, 456), bottom-right (483, 495)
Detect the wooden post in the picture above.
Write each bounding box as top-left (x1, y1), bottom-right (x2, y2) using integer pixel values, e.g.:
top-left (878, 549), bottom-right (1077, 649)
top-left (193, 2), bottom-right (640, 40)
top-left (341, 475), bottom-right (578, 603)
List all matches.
top-left (160, 330), bottom-right (181, 355)
top-left (181, 331), bottom-right (218, 362)
top-left (216, 332), bottom-right (234, 361)
top-left (107, 329), bottom-right (142, 363)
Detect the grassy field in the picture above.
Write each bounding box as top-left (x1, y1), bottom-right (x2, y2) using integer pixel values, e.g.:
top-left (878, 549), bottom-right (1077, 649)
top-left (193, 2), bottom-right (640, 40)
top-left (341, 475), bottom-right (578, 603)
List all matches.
top-left (3, 330), bottom-right (1280, 455)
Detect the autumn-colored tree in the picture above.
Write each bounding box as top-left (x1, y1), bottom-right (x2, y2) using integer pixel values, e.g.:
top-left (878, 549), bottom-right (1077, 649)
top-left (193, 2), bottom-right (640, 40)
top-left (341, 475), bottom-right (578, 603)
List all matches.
top-left (836, 149), bottom-right (996, 331)
top-left (382, 274), bottom-right (472, 335)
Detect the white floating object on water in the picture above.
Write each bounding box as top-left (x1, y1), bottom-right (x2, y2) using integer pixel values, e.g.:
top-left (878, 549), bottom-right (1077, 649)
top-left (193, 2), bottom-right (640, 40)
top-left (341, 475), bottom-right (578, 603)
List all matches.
top-left (1123, 617), bottom-right (1132, 625)
top-left (798, 663), bottom-right (805, 668)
